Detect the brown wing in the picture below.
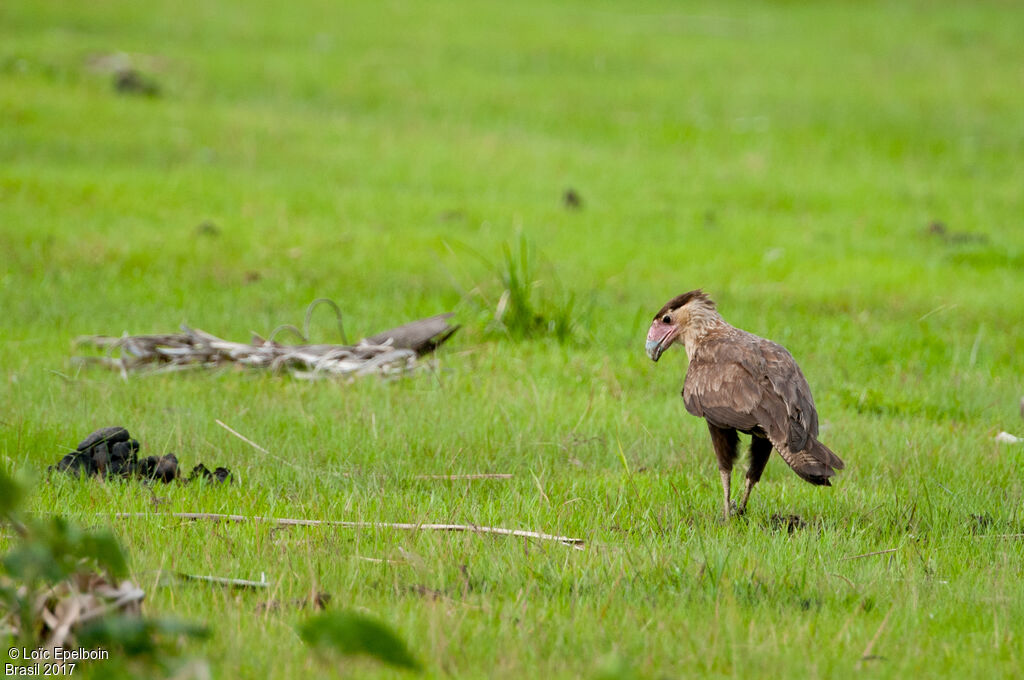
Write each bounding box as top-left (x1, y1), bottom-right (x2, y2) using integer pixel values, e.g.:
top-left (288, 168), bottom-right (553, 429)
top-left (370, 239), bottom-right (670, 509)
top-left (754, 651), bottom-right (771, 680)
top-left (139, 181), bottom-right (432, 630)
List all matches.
top-left (682, 329), bottom-right (832, 479)
top-left (684, 331), bottom-right (786, 438)
top-left (760, 338), bottom-right (818, 451)
top-left (682, 348), bottom-right (766, 433)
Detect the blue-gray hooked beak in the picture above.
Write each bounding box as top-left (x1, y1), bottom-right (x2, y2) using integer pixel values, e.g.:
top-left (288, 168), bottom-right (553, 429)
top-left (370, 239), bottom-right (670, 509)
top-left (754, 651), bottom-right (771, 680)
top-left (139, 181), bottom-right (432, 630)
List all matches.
top-left (646, 320), bottom-right (678, 362)
top-left (645, 338), bottom-right (664, 362)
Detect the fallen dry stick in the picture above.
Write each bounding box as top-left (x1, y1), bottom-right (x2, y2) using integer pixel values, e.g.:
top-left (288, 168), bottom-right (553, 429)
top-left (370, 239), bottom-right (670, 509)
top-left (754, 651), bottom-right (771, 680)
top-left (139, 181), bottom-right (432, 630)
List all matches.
top-left (176, 571), bottom-right (270, 589)
top-left (841, 548), bottom-right (897, 561)
top-left (413, 473), bottom-right (513, 480)
top-left (116, 512), bottom-right (585, 548)
top-left (857, 605), bottom-right (895, 668)
top-left (976, 533), bottom-right (1024, 539)
top-left (215, 418), bottom-right (305, 473)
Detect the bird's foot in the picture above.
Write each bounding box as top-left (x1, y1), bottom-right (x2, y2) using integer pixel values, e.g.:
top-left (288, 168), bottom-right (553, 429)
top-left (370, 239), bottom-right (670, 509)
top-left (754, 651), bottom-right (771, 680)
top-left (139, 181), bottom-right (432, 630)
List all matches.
top-left (720, 501), bottom-right (749, 522)
top-left (720, 500), bottom-right (741, 522)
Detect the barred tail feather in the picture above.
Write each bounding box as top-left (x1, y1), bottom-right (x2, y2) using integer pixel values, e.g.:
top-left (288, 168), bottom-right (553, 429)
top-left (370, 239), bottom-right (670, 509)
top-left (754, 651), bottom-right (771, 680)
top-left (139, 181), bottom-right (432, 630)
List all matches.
top-left (812, 439), bottom-right (845, 471)
top-left (774, 438), bottom-right (844, 486)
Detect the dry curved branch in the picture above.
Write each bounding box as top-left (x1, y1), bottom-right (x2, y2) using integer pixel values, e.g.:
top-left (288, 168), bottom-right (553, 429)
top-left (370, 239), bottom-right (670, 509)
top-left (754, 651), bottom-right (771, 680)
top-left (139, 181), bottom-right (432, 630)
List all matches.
top-left (115, 512), bottom-right (585, 548)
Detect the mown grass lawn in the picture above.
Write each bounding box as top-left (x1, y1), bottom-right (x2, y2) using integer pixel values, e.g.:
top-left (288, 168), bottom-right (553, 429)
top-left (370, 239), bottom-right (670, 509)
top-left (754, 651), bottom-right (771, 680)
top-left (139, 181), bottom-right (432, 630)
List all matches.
top-left (2, 0), bottom-right (1023, 677)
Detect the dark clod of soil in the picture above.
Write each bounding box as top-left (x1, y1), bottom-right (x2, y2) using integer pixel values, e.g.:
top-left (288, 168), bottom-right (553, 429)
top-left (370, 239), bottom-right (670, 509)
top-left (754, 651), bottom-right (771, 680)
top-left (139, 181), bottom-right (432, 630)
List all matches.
top-left (195, 220), bottom-right (220, 237)
top-left (56, 426), bottom-right (137, 478)
top-left (188, 463), bottom-right (233, 484)
top-left (255, 592), bottom-right (331, 613)
top-left (77, 426), bottom-right (130, 451)
top-left (437, 209), bottom-right (465, 222)
top-left (50, 426), bottom-right (231, 485)
top-left (563, 188), bottom-right (582, 209)
top-left (113, 68), bottom-right (160, 97)
top-left (408, 585), bottom-right (447, 601)
top-left (925, 219), bottom-right (988, 244)
top-left (138, 453), bottom-right (179, 483)
top-left (968, 512), bottom-right (994, 534)
top-left (109, 440), bottom-right (139, 476)
top-left (769, 513), bottom-right (808, 534)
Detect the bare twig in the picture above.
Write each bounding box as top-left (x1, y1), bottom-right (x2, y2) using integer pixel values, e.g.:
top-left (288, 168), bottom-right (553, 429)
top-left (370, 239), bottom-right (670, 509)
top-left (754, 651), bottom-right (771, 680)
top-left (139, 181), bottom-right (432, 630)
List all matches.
top-left (413, 473), bottom-right (513, 480)
top-left (826, 572), bottom-right (857, 589)
top-left (215, 419), bottom-right (271, 455)
top-left (355, 556), bottom-right (405, 565)
top-left (857, 605), bottom-right (894, 667)
top-left (841, 548), bottom-right (897, 561)
top-left (976, 533), bottom-right (1024, 539)
top-left (304, 297), bottom-right (348, 345)
top-left (215, 418), bottom-right (302, 471)
top-left (115, 512), bottom-right (585, 548)
top-left (176, 571), bottom-right (270, 589)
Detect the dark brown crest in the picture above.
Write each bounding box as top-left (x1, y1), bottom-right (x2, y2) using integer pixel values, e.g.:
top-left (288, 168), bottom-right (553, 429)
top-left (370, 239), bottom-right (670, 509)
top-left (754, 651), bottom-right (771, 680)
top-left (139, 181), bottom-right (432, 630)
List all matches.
top-left (654, 289), bottom-right (714, 319)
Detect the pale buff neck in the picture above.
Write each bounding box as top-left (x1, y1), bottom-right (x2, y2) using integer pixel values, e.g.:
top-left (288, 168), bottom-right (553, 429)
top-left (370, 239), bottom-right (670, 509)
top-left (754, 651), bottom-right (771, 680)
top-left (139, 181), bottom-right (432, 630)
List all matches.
top-left (679, 302), bottom-right (726, 360)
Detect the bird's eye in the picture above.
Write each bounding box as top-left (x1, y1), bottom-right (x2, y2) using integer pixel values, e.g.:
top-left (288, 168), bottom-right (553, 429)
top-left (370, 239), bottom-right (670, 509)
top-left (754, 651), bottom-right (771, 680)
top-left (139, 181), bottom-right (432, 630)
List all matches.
top-left (662, 315), bottom-right (671, 324)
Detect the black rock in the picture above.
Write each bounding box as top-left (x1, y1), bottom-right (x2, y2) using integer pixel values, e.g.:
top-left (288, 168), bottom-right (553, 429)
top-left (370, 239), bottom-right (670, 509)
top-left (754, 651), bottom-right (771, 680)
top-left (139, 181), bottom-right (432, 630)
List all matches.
top-left (139, 454), bottom-right (178, 483)
top-left (54, 429), bottom-right (231, 487)
top-left (188, 463), bottom-right (211, 482)
top-left (152, 453), bottom-right (179, 483)
top-left (137, 455), bottom-right (157, 478)
top-left (769, 513), bottom-right (808, 534)
top-left (56, 451), bottom-right (95, 478)
top-left (563, 188), bottom-right (582, 209)
top-left (113, 69), bottom-right (160, 97)
top-left (92, 442), bottom-right (110, 476)
top-left (77, 427), bottom-right (130, 452)
top-left (110, 440), bottom-right (130, 462)
top-left (109, 440), bottom-right (139, 477)
top-left (187, 463), bottom-right (233, 484)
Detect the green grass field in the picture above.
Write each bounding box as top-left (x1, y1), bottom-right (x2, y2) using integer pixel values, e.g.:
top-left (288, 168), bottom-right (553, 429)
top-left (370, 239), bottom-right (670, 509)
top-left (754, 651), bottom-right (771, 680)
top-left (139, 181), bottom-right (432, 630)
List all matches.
top-left (3, 0), bottom-right (1024, 677)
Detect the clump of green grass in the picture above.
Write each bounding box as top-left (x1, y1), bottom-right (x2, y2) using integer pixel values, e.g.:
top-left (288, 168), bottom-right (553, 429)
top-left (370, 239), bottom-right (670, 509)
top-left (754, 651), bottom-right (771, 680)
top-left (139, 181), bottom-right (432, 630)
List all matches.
top-left (491, 234), bottom-right (577, 342)
top-left (452, 234), bottom-right (580, 343)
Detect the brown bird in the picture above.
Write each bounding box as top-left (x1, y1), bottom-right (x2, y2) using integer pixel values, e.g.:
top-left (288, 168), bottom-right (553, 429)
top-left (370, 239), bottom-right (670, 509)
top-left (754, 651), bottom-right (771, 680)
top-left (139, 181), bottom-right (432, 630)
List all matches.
top-left (646, 290), bottom-right (844, 519)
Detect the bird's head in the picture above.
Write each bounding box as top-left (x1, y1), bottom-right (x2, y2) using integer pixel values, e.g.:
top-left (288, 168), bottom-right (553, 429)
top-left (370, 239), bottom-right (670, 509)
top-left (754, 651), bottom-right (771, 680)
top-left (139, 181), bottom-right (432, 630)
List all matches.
top-left (645, 289), bottom-right (716, 362)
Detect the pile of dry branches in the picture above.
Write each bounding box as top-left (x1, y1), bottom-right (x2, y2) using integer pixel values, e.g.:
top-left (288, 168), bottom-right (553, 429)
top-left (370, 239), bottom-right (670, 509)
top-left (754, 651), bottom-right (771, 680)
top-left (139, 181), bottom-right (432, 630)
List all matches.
top-left (72, 312), bottom-right (458, 379)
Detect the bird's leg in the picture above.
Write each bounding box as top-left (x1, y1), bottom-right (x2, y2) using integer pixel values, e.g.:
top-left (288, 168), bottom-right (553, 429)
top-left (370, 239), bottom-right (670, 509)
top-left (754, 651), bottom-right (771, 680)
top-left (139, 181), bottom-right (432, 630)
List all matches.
top-left (707, 424), bottom-right (739, 520)
top-left (737, 435), bottom-right (772, 515)
top-left (719, 468), bottom-right (732, 520)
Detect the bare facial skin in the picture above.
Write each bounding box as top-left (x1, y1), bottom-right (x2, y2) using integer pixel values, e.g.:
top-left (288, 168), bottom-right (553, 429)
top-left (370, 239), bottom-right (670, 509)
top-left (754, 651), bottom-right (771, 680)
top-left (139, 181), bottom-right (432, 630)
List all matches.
top-left (645, 315), bottom-right (678, 362)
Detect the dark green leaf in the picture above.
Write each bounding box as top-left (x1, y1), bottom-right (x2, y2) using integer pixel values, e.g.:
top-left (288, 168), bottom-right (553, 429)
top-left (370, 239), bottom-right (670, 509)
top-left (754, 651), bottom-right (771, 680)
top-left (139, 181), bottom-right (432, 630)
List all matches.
top-left (77, 615), bottom-right (209, 656)
top-left (594, 653), bottom-right (639, 680)
top-left (299, 611), bottom-right (421, 671)
top-left (2, 542), bottom-right (66, 582)
top-left (77, 531), bottom-right (129, 579)
top-left (0, 471), bottom-right (23, 516)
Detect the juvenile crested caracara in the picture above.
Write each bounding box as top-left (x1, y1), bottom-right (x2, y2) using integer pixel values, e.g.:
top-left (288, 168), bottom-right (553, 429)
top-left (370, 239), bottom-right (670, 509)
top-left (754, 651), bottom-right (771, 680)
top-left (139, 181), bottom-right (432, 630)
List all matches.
top-left (646, 290), bottom-right (844, 519)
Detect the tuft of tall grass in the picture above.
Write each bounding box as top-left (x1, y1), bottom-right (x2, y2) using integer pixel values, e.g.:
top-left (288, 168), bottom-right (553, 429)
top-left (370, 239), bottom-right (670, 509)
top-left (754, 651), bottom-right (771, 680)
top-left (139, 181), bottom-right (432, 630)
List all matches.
top-left (450, 234), bottom-right (581, 344)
